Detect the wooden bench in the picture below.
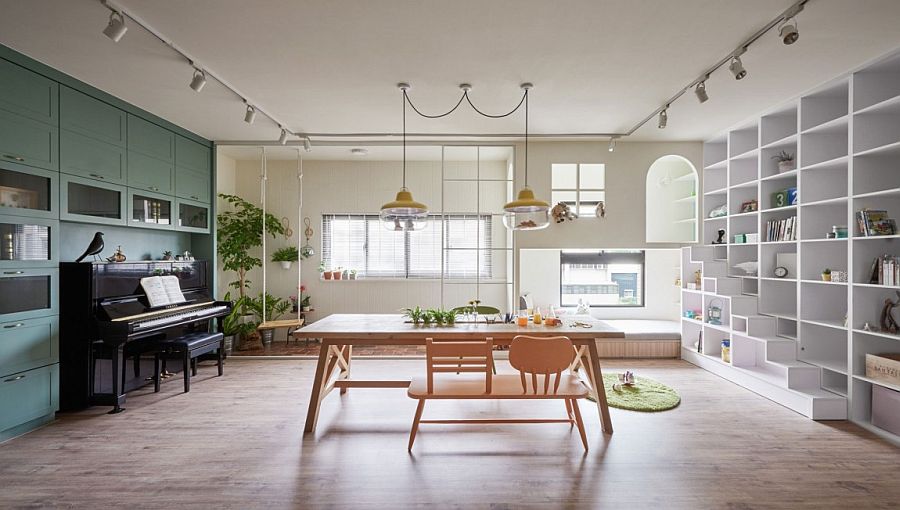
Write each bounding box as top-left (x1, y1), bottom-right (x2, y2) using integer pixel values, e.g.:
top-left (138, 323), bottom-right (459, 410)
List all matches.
top-left (407, 335), bottom-right (591, 451)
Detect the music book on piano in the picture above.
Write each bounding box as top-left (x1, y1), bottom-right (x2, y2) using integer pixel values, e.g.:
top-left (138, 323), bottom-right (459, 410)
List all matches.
top-left (140, 275), bottom-right (187, 308)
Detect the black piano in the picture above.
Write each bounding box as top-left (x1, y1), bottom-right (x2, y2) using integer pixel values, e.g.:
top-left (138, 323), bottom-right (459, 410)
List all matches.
top-left (59, 260), bottom-right (231, 413)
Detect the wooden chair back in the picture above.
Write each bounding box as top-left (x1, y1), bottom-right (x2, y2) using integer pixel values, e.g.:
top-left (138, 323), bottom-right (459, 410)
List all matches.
top-left (425, 337), bottom-right (494, 394)
top-left (508, 335), bottom-right (576, 395)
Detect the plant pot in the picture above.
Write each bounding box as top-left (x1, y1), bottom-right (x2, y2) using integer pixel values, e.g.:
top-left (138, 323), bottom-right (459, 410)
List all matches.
top-left (323, 271), bottom-right (333, 280)
top-left (334, 271), bottom-right (343, 280)
top-left (302, 305), bottom-right (311, 312)
top-left (349, 273), bottom-right (356, 280)
top-left (260, 329), bottom-right (275, 348)
top-left (778, 160), bottom-right (796, 173)
top-left (822, 273), bottom-right (832, 282)
top-left (342, 270), bottom-right (350, 279)
top-left (223, 334), bottom-right (235, 356)
top-left (280, 261), bottom-right (292, 270)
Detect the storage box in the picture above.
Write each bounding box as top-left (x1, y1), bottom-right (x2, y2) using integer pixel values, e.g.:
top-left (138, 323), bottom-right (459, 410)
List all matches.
top-left (733, 234), bottom-right (746, 244)
top-left (866, 353), bottom-right (900, 386)
top-left (746, 233), bottom-right (759, 243)
top-left (872, 385), bottom-right (900, 436)
top-left (787, 187), bottom-right (798, 205)
top-left (772, 190), bottom-right (789, 208)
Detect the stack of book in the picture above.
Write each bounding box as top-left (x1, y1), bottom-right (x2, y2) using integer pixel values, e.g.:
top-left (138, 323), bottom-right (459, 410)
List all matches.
top-left (870, 255), bottom-right (900, 286)
top-left (766, 215), bottom-right (797, 242)
top-left (857, 209), bottom-right (897, 237)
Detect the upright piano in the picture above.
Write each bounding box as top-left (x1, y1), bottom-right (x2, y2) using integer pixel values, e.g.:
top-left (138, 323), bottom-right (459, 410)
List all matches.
top-left (59, 261), bottom-right (231, 413)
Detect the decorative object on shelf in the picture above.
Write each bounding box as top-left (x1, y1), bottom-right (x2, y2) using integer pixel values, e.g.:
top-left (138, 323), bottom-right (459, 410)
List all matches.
top-left (826, 232), bottom-right (836, 239)
top-left (771, 150), bottom-right (796, 173)
top-left (832, 225), bottom-right (848, 239)
top-left (707, 298), bottom-right (724, 326)
top-left (857, 209), bottom-right (897, 237)
top-left (775, 253), bottom-right (796, 278)
top-left (740, 199), bottom-right (758, 213)
top-left (162, 250), bottom-right (174, 261)
top-left (183, 250), bottom-right (194, 261)
top-left (551, 202), bottom-right (577, 223)
top-left (831, 270), bottom-right (848, 283)
top-left (694, 269), bottom-right (702, 288)
top-left (380, 84), bottom-right (428, 231)
top-left (771, 190), bottom-right (789, 208)
top-left (863, 322), bottom-right (874, 332)
top-left (879, 291), bottom-right (900, 334)
top-left (349, 269), bottom-right (357, 280)
top-left (280, 216), bottom-right (293, 239)
top-left (708, 204), bottom-right (727, 218)
top-left (746, 233), bottom-right (759, 243)
top-left (74, 231), bottom-right (104, 263)
top-left (298, 284), bottom-right (312, 312)
top-left (733, 233), bottom-right (746, 244)
top-left (595, 201), bottom-right (606, 218)
top-left (821, 268), bottom-right (832, 282)
top-left (301, 217), bottom-right (315, 259)
top-left (866, 353), bottom-right (900, 386)
top-left (713, 228), bottom-right (726, 245)
top-left (0, 185), bottom-right (38, 209)
top-left (272, 246), bottom-right (299, 269)
top-left (721, 339), bottom-right (731, 363)
top-left (766, 215), bottom-right (797, 241)
top-left (869, 255), bottom-right (899, 285)
top-left (774, 266), bottom-right (789, 278)
top-left (333, 267), bottom-right (343, 280)
top-left (106, 245), bottom-right (126, 263)
top-left (218, 193), bottom-right (286, 302)
top-left (733, 261), bottom-right (759, 275)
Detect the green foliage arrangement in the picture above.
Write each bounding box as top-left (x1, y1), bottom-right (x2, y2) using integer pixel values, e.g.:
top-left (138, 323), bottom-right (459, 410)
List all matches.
top-left (245, 292), bottom-right (292, 326)
top-left (221, 291), bottom-right (255, 338)
top-left (216, 193), bottom-right (286, 302)
top-left (403, 307), bottom-right (458, 325)
top-left (402, 306), bottom-right (427, 325)
top-left (271, 246), bottom-right (300, 263)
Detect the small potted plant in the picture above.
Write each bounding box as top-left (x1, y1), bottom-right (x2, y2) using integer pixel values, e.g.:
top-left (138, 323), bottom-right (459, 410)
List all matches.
top-left (402, 306), bottom-right (426, 325)
top-left (349, 269), bottom-right (357, 280)
top-left (162, 250), bottom-right (174, 261)
top-left (822, 268), bottom-right (832, 282)
top-left (334, 266), bottom-right (343, 280)
top-left (299, 284), bottom-right (311, 311)
top-left (272, 246), bottom-right (299, 270)
top-left (772, 150), bottom-right (796, 173)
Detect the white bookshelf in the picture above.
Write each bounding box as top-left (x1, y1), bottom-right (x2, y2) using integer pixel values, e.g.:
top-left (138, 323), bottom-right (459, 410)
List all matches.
top-left (684, 48), bottom-right (900, 443)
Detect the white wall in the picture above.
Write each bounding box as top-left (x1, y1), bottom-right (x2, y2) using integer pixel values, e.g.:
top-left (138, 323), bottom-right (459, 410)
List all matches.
top-left (518, 248), bottom-right (681, 320)
top-left (215, 153), bottom-right (237, 297)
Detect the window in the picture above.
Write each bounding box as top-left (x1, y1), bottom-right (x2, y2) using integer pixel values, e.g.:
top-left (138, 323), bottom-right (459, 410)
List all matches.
top-left (559, 250), bottom-right (644, 307)
top-left (551, 163), bottom-right (605, 216)
top-left (322, 214), bottom-right (492, 279)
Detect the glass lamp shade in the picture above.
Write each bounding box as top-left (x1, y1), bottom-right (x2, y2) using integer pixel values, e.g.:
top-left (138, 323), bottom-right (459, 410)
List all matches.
top-left (380, 188), bottom-right (429, 231)
top-left (502, 187), bottom-right (550, 230)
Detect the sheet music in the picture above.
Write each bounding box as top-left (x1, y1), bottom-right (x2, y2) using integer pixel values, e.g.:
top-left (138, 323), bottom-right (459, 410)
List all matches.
top-left (160, 275), bottom-right (186, 304)
top-left (140, 276), bottom-right (187, 308)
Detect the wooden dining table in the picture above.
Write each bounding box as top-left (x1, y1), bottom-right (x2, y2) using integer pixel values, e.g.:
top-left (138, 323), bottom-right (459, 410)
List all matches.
top-left (292, 313), bottom-right (625, 435)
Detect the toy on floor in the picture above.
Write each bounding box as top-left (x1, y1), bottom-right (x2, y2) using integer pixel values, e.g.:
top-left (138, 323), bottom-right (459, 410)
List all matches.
top-left (613, 370), bottom-right (636, 391)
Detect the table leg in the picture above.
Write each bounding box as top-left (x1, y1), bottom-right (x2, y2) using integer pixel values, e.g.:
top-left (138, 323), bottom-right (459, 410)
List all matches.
top-left (340, 345), bottom-right (352, 395)
top-left (303, 340), bottom-right (333, 434)
top-left (586, 341), bottom-right (613, 434)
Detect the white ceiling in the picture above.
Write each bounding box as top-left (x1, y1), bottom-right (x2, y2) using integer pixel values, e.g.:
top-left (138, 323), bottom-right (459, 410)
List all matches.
top-left (1, 0), bottom-right (900, 143)
top-left (218, 145), bottom-right (513, 161)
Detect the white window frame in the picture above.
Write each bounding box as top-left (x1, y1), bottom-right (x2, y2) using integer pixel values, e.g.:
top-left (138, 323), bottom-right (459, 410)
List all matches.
top-left (551, 163), bottom-right (606, 217)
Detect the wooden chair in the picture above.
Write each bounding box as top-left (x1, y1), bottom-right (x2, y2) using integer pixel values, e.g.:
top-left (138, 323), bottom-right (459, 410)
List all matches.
top-left (407, 335), bottom-right (589, 451)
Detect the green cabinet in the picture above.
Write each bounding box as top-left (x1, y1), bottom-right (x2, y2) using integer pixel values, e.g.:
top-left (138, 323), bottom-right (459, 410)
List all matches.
top-left (128, 150), bottom-right (174, 194)
top-left (127, 189), bottom-right (174, 230)
top-left (0, 166), bottom-right (57, 220)
top-left (0, 268), bottom-right (58, 321)
top-left (60, 86), bottom-right (126, 147)
top-left (175, 198), bottom-right (210, 233)
top-left (0, 215), bottom-right (59, 268)
top-left (60, 130), bottom-right (126, 184)
top-left (0, 364), bottom-right (57, 435)
top-left (0, 109), bottom-right (58, 171)
top-left (175, 167), bottom-right (211, 203)
top-left (60, 174), bottom-right (127, 226)
top-left (175, 136), bottom-right (210, 172)
top-left (0, 316), bottom-right (58, 378)
top-left (0, 58), bottom-right (58, 125)
top-left (127, 114), bottom-right (174, 163)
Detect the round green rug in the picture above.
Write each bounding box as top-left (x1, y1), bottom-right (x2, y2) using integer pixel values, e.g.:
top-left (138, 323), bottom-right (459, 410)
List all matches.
top-left (586, 373), bottom-right (681, 412)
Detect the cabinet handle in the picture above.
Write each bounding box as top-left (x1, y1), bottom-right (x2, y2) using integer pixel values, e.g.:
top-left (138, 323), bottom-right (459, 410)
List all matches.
top-left (3, 323), bottom-right (25, 329)
top-left (2, 271), bottom-right (24, 275)
top-left (150, 186), bottom-right (159, 192)
top-left (3, 375), bottom-right (26, 383)
top-left (3, 154), bottom-right (25, 162)
top-left (190, 195), bottom-right (199, 200)
top-left (89, 173), bottom-right (106, 180)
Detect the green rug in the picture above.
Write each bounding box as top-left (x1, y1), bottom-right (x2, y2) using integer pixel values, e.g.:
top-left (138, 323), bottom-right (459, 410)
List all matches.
top-left (587, 373), bottom-right (681, 412)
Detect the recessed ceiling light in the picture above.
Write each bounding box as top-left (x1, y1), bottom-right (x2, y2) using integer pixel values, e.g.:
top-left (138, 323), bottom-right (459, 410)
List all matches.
top-left (351, 148), bottom-right (369, 156)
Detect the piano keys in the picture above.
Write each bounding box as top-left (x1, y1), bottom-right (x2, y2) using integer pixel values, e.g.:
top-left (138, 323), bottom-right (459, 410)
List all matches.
top-left (59, 261), bottom-right (231, 413)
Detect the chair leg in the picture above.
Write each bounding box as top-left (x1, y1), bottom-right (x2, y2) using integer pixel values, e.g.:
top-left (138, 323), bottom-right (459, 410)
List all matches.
top-left (571, 399), bottom-right (589, 451)
top-left (492, 358), bottom-right (497, 375)
top-left (564, 399), bottom-right (574, 424)
top-left (183, 351), bottom-right (191, 393)
top-left (153, 353), bottom-right (161, 393)
top-left (217, 341), bottom-right (224, 376)
top-left (408, 399), bottom-right (426, 451)
top-left (191, 357), bottom-right (197, 376)
top-left (133, 352), bottom-right (141, 378)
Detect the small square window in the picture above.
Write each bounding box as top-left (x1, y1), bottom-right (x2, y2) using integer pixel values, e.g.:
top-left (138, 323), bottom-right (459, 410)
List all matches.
top-left (551, 163), bottom-right (605, 217)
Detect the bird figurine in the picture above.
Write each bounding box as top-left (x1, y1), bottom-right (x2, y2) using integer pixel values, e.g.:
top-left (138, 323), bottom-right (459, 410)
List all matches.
top-left (75, 232), bottom-right (104, 263)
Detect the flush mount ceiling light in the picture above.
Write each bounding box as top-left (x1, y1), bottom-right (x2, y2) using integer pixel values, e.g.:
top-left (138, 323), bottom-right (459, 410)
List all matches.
top-left (502, 83), bottom-right (550, 231)
top-left (189, 68), bottom-right (207, 92)
top-left (380, 83), bottom-right (428, 231)
top-left (694, 80), bottom-right (709, 103)
top-left (102, 10), bottom-right (128, 42)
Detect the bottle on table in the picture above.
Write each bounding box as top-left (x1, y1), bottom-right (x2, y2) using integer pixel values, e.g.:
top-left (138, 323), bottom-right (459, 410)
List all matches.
top-left (533, 306), bottom-right (543, 325)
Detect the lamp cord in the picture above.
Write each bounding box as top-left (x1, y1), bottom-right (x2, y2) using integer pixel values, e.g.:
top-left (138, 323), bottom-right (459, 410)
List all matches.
top-left (402, 89), bottom-right (406, 188)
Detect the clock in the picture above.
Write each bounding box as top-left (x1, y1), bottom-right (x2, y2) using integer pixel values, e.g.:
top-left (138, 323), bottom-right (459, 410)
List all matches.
top-left (774, 266), bottom-right (789, 278)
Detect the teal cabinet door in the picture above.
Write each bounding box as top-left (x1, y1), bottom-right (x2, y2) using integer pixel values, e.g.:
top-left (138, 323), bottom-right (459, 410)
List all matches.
top-left (175, 198), bottom-right (210, 233)
top-left (0, 316), bottom-right (58, 378)
top-left (175, 136), bottom-right (210, 173)
top-left (0, 166), bottom-right (57, 220)
top-left (60, 130), bottom-right (126, 184)
top-left (0, 268), bottom-right (58, 321)
top-left (0, 59), bottom-right (58, 125)
top-left (175, 167), bottom-right (210, 203)
top-left (60, 86), bottom-right (126, 147)
top-left (127, 151), bottom-right (174, 194)
top-left (0, 109), bottom-right (58, 171)
top-left (0, 364), bottom-right (57, 433)
top-left (60, 174), bottom-right (127, 226)
top-left (127, 115), bottom-right (174, 163)
top-left (0, 215), bottom-right (59, 268)
top-left (127, 189), bottom-right (175, 230)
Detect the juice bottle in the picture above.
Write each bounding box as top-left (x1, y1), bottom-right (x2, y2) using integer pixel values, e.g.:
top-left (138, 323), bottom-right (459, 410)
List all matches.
top-left (533, 307), bottom-right (543, 325)
top-left (516, 312), bottom-right (528, 327)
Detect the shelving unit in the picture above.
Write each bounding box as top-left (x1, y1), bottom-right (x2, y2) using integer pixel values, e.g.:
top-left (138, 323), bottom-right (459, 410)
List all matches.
top-left (684, 49), bottom-right (900, 442)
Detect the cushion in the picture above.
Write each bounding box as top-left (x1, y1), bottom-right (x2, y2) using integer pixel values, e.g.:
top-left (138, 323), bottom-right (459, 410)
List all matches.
top-left (170, 332), bottom-right (224, 350)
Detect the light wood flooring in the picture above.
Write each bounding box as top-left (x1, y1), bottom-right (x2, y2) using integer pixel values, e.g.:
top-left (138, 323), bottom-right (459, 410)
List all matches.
top-left (0, 359), bottom-right (898, 509)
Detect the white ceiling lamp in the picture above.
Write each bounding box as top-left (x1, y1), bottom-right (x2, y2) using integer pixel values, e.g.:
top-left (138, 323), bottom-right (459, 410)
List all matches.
top-left (278, 128), bottom-right (288, 145)
top-left (102, 10), bottom-right (128, 42)
top-left (608, 136), bottom-right (617, 152)
top-left (189, 68), bottom-right (207, 92)
top-left (729, 49), bottom-right (748, 80)
top-left (380, 83), bottom-right (428, 232)
top-left (303, 137), bottom-right (312, 152)
top-left (658, 107), bottom-right (668, 129)
top-left (779, 18), bottom-right (799, 45)
top-left (694, 79), bottom-right (709, 103)
top-left (503, 83), bottom-right (550, 231)
top-left (244, 104), bottom-right (257, 124)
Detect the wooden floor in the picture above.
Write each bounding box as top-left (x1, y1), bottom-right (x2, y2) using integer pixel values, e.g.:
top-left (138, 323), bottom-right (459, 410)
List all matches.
top-left (1, 359), bottom-right (898, 509)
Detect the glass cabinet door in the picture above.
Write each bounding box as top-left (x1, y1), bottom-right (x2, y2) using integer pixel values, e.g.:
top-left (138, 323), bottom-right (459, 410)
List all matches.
top-left (175, 199), bottom-right (210, 233)
top-left (60, 174), bottom-right (126, 226)
top-left (128, 190), bottom-right (173, 230)
top-left (0, 167), bottom-right (55, 219)
top-left (0, 217), bottom-right (57, 267)
top-left (0, 268), bottom-right (58, 320)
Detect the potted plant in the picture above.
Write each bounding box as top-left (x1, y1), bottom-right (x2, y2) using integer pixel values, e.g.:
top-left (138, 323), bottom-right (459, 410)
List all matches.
top-left (246, 292), bottom-right (292, 347)
top-left (349, 269), bottom-right (357, 280)
top-left (772, 150), bottom-right (796, 173)
top-left (334, 266), bottom-right (343, 280)
top-left (402, 306), bottom-right (426, 325)
top-left (822, 268), bottom-right (832, 282)
top-left (221, 292), bottom-right (255, 353)
top-left (272, 246), bottom-right (299, 269)
top-left (300, 284), bottom-right (311, 311)
top-left (217, 193), bottom-right (286, 302)
top-left (162, 250), bottom-right (173, 261)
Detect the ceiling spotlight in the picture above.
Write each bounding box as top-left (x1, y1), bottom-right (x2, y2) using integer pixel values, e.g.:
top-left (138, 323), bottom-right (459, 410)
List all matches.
top-left (729, 56), bottom-right (747, 80)
top-left (608, 137), bottom-right (617, 152)
top-left (189, 69), bottom-right (207, 92)
top-left (244, 104), bottom-right (256, 124)
top-left (351, 148), bottom-right (368, 156)
top-left (779, 19), bottom-right (799, 45)
top-left (278, 128), bottom-right (288, 145)
top-left (658, 108), bottom-right (668, 129)
top-left (303, 137), bottom-right (312, 152)
top-left (102, 11), bottom-right (128, 42)
top-left (695, 80), bottom-right (709, 103)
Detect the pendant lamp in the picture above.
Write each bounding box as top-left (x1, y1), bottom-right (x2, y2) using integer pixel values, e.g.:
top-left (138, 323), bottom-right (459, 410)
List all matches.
top-left (503, 83), bottom-right (550, 230)
top-left (380, 83), bottom-right (428, 231)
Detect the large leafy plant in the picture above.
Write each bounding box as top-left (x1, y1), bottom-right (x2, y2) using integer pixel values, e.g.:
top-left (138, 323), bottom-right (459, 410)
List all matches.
top-left (221, 292), bottom-right (255, 338)
top-left (246, 292), bottom-right (292, 326)
top-left (217, 193), bottom-right (286, 302)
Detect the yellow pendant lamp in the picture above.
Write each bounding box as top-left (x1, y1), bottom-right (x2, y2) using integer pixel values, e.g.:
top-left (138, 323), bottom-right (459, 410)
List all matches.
top-left (381, 83), bottom-right (428, 231)
top-left (503, 83), bottom-right (550, 230)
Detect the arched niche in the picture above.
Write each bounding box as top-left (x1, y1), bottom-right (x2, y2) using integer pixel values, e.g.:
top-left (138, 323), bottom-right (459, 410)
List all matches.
top-left (645, 155), bottom-right (698, 243)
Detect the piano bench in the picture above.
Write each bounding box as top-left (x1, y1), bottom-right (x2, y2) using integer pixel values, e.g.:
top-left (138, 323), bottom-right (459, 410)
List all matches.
top-left (153, 332), bottom-right (225, 394)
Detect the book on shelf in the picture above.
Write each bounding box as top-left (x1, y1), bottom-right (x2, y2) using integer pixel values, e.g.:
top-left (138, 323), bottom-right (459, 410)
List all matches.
top-left (766, 215), bottom-right (797, 242)
top-left (857, 209), bottom-right (897, 237)
top-left (870, 255), bottom-right (900, 286)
